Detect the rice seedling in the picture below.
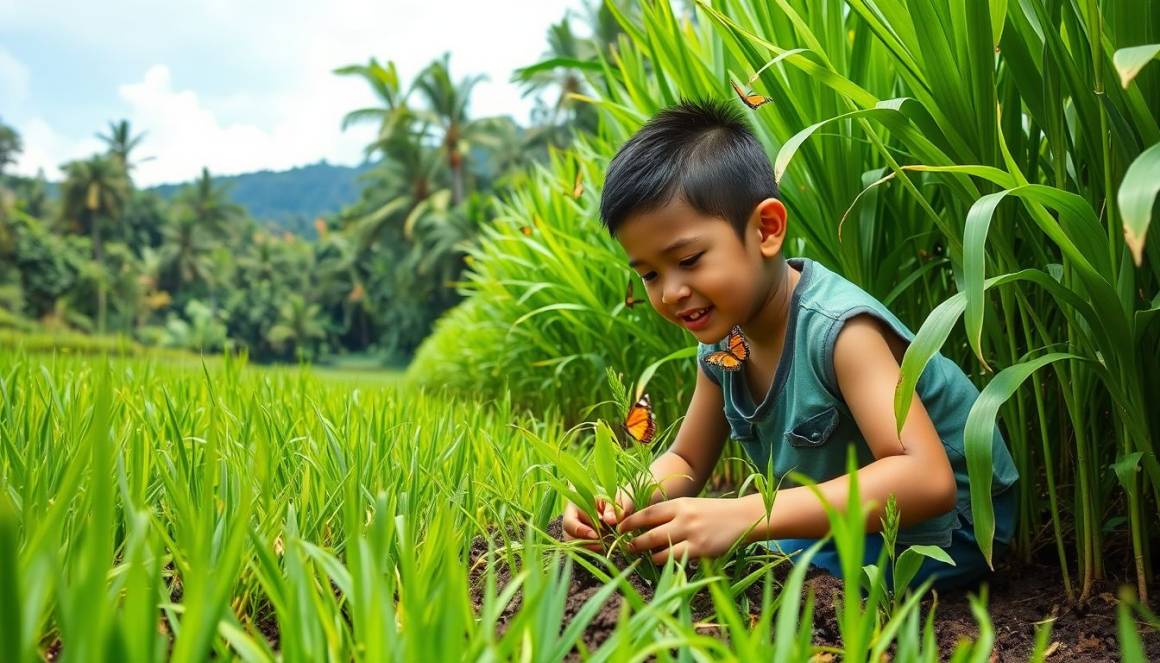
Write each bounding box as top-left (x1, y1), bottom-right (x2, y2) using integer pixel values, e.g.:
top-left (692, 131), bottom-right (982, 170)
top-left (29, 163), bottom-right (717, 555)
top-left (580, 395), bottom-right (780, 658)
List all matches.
top-left (6, 345), bottom-right (1156, 658)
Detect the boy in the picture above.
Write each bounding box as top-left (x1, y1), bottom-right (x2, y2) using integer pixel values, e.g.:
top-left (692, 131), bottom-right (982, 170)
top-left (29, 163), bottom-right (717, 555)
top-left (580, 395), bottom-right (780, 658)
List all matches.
top-left (562, 98), bottom-right (1018, 590)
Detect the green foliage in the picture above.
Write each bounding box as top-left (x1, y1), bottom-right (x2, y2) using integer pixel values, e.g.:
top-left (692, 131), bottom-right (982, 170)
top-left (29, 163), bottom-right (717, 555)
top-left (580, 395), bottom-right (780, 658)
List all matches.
top-left (0, 346), bottom-right (1016, 659)
top-left (409, 144), bottom-right (694, 426)
top-left (414, 0), bottom-right (1160, 604)
top-left (1, 15), bottom-right (603, 364)
top-left (150, 161), bottom-right (374, 238)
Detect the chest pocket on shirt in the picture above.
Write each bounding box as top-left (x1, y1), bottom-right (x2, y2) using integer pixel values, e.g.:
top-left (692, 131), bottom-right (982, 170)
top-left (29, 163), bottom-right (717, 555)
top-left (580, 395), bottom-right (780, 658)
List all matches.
top-left (725, 413), bottom-right (755, 441)
top-left (785, 406), bottom-right (839, 448)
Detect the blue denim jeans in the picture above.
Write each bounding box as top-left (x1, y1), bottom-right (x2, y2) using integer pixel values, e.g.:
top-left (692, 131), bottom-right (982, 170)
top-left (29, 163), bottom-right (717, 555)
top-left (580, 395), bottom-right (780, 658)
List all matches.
top-left (767, 488), bottom-right (1018, 591)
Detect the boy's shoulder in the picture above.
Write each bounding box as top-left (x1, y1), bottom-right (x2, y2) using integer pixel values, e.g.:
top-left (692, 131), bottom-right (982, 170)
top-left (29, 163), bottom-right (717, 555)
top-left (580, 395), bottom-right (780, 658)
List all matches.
top-left (792, 258), bottom-right (879, 320)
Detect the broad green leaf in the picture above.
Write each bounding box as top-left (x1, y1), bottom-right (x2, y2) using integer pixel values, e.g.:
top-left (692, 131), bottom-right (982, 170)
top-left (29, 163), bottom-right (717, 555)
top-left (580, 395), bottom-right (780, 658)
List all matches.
top-left (1117, 142), bottom-right (1160, 266)
top-left (965, 352), bottom-right (1081, 567)
top-left (592, 422), bottom-right (620, 500)
top-left (895, 544), bottom-right (955, 596)
top-left (989, 0), bottom-right (1008, 47)
top-left (1113, 44), bottom-right (1160, 89)
top-left (895, 269), bottom-right (1094, 433)
top-left (963, 191), bottom-right (1010, 368)
top-left (523, 433), bottom-right (597, 509)
top-left (1112, 452), bottom-right (1145, 496)
top-left (775, 98), bottom-right (920, 183)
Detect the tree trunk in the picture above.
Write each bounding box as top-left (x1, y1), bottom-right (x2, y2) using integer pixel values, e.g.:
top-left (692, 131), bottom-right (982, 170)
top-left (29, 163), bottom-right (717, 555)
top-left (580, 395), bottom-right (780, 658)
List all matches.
top-left (452, 165), bottom-right (464, 206)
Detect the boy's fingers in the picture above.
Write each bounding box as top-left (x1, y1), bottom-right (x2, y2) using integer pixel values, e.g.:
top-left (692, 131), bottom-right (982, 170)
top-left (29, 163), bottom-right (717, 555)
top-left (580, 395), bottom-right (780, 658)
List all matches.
top-left (617, 503), bottom-right (671, 534)
top-left (562, 515), bottom-right (592, 540)
top-left (602, 504), bottom-right (616, 524)
top-left (627, 523), bottom-right (678, 554)
top-left (575, 508), bottom-right (594, 526)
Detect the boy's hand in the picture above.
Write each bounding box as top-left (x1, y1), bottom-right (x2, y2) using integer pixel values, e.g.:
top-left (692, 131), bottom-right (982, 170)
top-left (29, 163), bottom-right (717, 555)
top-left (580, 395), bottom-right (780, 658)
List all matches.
top-left (596, 489), bottom-right (637, 526)
top-left (617, 497), bottom-right (755, 564)
top-left (561, 501), bottom-right (603, 551)
top-left (562, 490), bottom-right (636, 552)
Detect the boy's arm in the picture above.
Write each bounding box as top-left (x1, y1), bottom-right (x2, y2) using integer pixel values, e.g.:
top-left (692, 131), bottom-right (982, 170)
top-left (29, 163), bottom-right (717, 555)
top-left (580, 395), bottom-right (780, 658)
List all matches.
top-left (618, 315), bottom-right (957, 562)
top-left (741, 313), bottom-right (957, 540)
top-left (642, 363), bottom-right (731, 504)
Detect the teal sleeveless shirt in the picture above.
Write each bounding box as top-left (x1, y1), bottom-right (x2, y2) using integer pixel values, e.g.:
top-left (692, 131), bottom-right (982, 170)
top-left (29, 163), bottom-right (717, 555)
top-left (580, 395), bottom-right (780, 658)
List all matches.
top-left (697, 258), bottom-right (1019, 547)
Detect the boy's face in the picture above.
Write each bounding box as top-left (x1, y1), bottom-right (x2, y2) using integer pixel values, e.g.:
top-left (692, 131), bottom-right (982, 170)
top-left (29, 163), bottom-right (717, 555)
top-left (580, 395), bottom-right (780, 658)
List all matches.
top-left (617, 196), bottom-right (784, 344)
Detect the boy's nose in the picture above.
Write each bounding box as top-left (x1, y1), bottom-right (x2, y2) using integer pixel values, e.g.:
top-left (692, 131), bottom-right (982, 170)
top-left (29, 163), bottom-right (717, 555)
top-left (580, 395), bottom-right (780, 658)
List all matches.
top-left (661, 282), bottom-right (691, 305)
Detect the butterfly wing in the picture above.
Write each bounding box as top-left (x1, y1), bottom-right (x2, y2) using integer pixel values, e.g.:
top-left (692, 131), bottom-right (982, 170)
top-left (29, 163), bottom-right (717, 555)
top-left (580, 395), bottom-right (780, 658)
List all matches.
top-left (724, 326), bottom-right (750, 361)
top-left (572, 171), bottom-right (584, 199)
top-left (704, 350), bottom-right (745, 371)
top-left (730, 80), bottom-right (771, 110)
top-left (623, 393), bottom-right (656, 444)
top-left (624, 278), bottom-right (640, 308)
top-left (704, 326), bottom-right (749, 372)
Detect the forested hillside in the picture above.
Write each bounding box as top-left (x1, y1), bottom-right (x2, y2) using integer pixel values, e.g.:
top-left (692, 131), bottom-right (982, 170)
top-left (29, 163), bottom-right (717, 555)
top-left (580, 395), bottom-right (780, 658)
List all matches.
top-left (150, 160), bottom-right (377, 237)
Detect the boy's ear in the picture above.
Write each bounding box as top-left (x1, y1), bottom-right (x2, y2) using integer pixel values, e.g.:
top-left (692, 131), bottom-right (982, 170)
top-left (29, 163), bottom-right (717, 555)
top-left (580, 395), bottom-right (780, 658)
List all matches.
top-left (753, 198), bottom-right (787, 257)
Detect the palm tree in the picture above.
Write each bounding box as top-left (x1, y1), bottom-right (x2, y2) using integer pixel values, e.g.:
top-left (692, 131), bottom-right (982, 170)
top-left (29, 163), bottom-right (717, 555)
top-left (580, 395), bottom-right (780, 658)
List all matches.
top-left (314, 231), bottom-right (375, 347)
top-left (265, 293), bottom-right (328, 360)
top-left (157, 206), bottom-right (213, 294)
top-left (172, 167), bottom-right (243, 241)
top-left (335, 58), bottom-right (414, 151)
top-left (513, 17), bottom-right (601, 135)
top-left (58, 154), bottom-right (130, 332)
top-left (97, 119), bottom-right (151, 176)
top-left (156, 169), bottom-right (240, 298)
top-left (411, 53), bottom-right (502, 205)
top-left (347, 139), bottom-right (446, 254)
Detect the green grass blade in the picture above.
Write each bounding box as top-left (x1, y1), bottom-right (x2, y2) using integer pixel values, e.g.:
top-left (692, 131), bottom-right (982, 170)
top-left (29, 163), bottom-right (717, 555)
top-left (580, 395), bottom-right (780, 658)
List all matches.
top-left (965, 352), bottom-right (1081, 567)
top-left (1117, 141), bottom-right (1160, 266)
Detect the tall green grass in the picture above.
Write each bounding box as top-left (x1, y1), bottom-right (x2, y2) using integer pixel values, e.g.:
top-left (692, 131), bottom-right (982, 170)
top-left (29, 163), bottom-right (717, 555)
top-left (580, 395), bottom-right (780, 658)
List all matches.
top-left (412, 0), bottom-right (1160, 602)
top-left (0, 346), bottom-right (1047, 659)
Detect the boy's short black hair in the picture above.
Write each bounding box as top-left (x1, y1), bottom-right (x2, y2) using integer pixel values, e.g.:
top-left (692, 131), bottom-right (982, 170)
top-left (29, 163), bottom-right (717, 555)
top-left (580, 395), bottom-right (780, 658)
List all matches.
top-left (599, 97), bottom-right (778, 237)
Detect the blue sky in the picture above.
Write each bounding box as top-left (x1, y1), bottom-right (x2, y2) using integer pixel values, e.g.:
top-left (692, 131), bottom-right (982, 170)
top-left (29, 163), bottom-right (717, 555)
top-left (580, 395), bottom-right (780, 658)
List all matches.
top-left (1, 0), bottom-right (589, 186)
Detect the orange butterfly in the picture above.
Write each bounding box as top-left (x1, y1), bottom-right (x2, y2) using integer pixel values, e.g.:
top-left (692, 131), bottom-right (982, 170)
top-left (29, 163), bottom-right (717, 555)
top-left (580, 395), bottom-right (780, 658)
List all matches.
top-left (572, 171), bottom-right (584, 199)
top-left (730, 80), bottom-right (771, 110)
top-left (703, 325), bottom-right (749, 371)
top-left (519, 225), bottom-right (533, 236)
top-left (624, 278), bottom-right (642, 308)
top-left (622, 393), bottom-right (656, 444)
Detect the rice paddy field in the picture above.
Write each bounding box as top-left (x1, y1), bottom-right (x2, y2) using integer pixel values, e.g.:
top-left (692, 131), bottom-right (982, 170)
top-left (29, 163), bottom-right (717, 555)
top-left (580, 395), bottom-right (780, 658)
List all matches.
top-left (0, 346), bottom-right (1155, 662)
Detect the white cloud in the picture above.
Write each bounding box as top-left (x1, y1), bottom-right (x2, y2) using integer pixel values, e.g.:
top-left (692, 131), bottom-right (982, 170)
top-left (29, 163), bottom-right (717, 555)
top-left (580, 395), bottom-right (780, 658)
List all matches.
top-left (113, 64), bottom-right (376, 186)
top-left (12, 118), bottom-right (103, 177)
top-left (3, 0), bottom-right (587, 186)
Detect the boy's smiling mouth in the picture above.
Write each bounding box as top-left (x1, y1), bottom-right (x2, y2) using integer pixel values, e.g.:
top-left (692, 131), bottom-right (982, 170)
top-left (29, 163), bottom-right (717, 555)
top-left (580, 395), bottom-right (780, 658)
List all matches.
top-left (677, 305), bottom-right (714, 330)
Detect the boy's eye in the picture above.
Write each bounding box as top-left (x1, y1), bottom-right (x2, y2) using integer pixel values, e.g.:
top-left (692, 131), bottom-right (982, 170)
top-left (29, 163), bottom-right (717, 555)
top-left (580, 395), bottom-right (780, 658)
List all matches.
top-left (679, 252), bottom-right (703, 268)
top-left (641, 272), bottom-right (657, 282)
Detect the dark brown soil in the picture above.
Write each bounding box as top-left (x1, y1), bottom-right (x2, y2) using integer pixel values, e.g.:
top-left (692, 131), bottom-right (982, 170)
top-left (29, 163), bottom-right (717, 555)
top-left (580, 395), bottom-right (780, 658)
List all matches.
top-left (468, 518), bottom-right (1160, 661)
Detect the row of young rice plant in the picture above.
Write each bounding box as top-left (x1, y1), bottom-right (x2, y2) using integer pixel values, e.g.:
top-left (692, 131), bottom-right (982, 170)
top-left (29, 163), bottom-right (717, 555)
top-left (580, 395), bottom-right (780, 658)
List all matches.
top-left (12, 346), bottom-right (1159, 660)
top-left (410, 0), bottom-right (1160, 602)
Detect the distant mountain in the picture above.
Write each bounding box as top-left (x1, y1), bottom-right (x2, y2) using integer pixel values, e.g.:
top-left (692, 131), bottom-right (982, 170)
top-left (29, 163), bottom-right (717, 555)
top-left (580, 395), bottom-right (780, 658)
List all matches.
top-left (150, 160), bottom-right (378, 238)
